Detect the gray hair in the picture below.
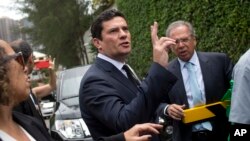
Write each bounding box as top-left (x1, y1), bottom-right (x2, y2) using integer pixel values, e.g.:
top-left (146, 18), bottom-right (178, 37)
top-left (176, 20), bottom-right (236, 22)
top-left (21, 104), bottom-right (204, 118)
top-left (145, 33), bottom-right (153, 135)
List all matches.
top-left (165, 20), bottom-right (196, 37)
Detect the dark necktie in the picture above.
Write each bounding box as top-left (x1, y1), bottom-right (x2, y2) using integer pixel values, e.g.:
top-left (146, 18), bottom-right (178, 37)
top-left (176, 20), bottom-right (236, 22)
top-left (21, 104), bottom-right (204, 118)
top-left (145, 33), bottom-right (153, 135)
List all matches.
top-left (122, 64), bottom-right (140, 87)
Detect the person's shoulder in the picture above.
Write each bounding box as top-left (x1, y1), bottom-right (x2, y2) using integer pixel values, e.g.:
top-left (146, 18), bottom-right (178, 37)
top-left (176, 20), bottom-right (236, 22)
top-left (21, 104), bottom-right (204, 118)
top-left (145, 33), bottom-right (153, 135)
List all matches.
top-left (13, 98), bottom-right (33, 114)
top-left (12, 111), bottom-right (47, 131)
top-left (239, 49), bottom-right (250, 62)
top-left (198, 51), bottom-right (227, 57)
top-left (168, 58), bottom-right (178, 67)
top-left (12, 111), bottom-right (53, 141)
top-left (83, 63), bottom-right (106, 78)
top-left (235, 49), bottom-right (250, 66)
top-left (80, 63), bottom-right (110, 86)
top-left (13, 111), bottom-right (35, 121)
top-left (198, 52), bottom-right (230, 61)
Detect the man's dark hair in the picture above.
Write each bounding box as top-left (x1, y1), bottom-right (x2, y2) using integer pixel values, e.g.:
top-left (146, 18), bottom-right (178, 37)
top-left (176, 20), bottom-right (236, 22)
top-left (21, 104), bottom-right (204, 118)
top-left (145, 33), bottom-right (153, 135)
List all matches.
top-left (10, 39), bottom-right (33, 64)
top-left (91, 9), bottom-right (126, 40)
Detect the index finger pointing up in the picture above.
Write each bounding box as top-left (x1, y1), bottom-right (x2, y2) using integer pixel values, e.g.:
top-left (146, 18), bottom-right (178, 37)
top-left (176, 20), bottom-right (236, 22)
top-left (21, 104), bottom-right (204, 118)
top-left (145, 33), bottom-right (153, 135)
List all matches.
top-left (151, 21), bottom-right (159, 45)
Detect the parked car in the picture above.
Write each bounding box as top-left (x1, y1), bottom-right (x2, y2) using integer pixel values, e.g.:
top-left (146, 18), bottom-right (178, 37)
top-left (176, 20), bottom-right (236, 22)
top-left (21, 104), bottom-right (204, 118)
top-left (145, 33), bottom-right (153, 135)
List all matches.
top-left (40, 91), bottom-right (56, 119)
top-left (40, 100), bottom-right (55, 119)
top-left (50, 65), bottom-right (93, 141)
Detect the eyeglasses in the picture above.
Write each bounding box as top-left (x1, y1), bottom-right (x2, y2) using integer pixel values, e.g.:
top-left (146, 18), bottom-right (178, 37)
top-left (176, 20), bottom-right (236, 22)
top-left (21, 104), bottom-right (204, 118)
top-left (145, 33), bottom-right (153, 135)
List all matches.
top-left (175, 36), bottom-right (193, 44)
top-left (0, 52), bottom-right (25, 70)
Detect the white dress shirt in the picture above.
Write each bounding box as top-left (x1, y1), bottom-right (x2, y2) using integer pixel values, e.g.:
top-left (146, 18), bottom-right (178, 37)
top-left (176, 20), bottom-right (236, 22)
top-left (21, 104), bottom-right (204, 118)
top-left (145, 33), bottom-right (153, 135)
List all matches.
top-left (97, 53), bottom-right (126, 76)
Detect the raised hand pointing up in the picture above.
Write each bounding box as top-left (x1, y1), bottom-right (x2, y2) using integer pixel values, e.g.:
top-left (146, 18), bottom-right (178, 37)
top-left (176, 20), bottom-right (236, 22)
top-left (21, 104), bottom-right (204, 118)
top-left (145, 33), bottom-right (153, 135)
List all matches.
top-left (151, 22), bottom-right (176, 67)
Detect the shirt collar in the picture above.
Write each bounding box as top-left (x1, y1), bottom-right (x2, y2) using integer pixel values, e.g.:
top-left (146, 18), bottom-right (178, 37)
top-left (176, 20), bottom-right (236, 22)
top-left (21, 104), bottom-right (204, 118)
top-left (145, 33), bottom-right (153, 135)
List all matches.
top-left (97, 53), bottom-right (125, 71)
top-left (178, 51), bottom-right (198, 69)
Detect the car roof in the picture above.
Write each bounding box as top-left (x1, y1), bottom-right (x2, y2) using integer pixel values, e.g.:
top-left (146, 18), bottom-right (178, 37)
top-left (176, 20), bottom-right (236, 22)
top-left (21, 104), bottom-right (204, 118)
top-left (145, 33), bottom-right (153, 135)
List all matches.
top-left (62, 65), bottom-right (91, 75)
top-left (56, 65), bottom-right (91, 101)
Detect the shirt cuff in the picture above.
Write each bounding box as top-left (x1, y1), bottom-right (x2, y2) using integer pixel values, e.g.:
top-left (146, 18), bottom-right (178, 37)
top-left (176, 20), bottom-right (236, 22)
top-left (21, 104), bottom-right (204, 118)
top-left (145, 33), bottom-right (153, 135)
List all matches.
top-left (163, 104), bottom-right (170, 116)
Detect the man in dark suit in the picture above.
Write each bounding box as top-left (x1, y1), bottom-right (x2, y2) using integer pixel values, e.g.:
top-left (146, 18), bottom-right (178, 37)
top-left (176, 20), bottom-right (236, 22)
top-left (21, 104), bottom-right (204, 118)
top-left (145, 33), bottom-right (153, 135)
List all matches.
top-left (165, 20), bottom-right (233, 141)
top-left (79, 9), bottom-right (177, 140)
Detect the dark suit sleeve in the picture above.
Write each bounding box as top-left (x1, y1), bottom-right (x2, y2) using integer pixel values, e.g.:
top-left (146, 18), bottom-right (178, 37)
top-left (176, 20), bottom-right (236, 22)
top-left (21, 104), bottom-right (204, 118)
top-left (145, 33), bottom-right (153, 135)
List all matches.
top-left (223, 53), bottom-right (234, 80)
top-left (80, 62), bottom-right (177, 132)
top-left (97, 133), bottom-right (125, 141)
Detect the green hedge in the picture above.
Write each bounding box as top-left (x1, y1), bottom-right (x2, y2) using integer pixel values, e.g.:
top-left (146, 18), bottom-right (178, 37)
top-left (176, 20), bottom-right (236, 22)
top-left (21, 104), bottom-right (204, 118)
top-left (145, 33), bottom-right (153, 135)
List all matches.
top-left (117, 0), bottom-right (250, 77)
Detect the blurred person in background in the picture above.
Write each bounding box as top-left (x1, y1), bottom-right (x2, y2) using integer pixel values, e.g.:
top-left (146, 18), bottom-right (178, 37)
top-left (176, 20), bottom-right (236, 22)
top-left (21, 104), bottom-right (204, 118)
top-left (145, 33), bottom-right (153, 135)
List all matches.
top-left (10, 39), bottom-right (56, 129)
top-left (165, 20), bottom-right (233, 141)
top-left (10, 39), bottom-right (56, 99)
top-left (229, 48), bottom-right (250, 126)
top-left (0, 40), bottom-right (53, 141)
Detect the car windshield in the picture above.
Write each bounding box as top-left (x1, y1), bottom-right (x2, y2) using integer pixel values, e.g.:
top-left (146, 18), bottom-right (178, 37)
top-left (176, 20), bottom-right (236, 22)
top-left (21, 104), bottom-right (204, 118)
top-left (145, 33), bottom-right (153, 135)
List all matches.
top-left (59, 65), bottom-right (90, 101)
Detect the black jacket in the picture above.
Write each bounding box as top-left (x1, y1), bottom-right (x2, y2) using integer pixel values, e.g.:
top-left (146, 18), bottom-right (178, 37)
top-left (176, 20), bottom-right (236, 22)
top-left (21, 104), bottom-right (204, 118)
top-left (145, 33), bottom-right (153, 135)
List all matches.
top-left (13, 89), bottom-right (47, 129)
top-left (13, 111), bottom-right (53, 141)
top-left (97, 133), bottom-right (125, 141)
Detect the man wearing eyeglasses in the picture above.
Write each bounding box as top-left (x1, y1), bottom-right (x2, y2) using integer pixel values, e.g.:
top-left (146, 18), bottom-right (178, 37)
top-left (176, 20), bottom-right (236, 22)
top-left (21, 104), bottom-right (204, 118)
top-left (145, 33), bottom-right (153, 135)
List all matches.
top-left (164, 20), bottom-right (233, 141)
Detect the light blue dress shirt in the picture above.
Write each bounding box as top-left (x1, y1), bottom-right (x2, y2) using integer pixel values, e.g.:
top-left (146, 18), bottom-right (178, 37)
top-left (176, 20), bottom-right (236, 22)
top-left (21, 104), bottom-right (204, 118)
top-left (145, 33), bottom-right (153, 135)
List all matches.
top-left (178, 51), bottom-right (212, 131)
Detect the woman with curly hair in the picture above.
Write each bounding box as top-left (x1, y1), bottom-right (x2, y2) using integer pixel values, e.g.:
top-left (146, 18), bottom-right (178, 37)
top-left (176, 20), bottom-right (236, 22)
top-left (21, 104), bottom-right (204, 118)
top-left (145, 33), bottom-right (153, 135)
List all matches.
top-left (0, 40), bottom-right (53, 141)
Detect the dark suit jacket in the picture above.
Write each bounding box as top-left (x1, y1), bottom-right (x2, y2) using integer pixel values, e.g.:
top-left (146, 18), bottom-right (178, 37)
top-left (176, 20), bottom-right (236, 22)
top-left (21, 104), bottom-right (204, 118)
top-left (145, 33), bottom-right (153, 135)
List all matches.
top-left (167, 52), bottom-right (233, 141)
top-left (79, 58), bottom-right (177, 140)
top-left (13, 91), bottom-right (47, 129)
top-left (12, 111), bottom-right (53, 141)
top-left (97, 133), bottom-right (125, 141)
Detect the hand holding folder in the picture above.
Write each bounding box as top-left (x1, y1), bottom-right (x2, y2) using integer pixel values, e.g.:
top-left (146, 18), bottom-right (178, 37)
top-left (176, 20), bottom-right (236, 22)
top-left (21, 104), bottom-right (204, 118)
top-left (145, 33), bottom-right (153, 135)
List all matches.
top-left (182, 80), bottom-right (233, 124)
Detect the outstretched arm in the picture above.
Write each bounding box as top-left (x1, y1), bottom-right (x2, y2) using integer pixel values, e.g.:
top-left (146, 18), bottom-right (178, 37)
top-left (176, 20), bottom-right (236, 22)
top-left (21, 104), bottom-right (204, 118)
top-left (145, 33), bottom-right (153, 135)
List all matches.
top-left (33, 58), bottom-right (56, 99)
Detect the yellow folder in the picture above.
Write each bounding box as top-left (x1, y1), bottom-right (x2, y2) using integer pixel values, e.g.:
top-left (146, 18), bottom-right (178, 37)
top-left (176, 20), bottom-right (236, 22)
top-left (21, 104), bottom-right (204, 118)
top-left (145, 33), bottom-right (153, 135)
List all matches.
top-left (182, 101), bottom-right (230, 124)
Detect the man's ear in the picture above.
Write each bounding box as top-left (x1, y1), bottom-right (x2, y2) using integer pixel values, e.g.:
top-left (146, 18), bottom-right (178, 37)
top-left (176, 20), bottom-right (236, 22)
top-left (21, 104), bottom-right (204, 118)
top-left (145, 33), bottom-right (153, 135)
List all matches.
top-left (193, 37), bottom-right (197, 47)
top-left (28, 55), bottom-right (33, 64)
top-left (92, 38), bottom-right (101, 49)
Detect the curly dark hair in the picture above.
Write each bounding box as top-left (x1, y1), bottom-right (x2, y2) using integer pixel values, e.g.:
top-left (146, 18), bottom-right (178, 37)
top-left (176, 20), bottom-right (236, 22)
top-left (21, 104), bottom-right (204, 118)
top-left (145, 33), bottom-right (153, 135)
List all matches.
top-left (0, 46), bottom-right (11, 105)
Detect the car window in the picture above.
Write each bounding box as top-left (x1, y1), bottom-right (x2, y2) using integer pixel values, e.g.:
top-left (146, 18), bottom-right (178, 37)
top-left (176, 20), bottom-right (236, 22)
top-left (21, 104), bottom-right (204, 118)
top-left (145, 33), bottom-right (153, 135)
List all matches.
top-left (61, 76), bottom-right (82, 100)
top-left (59, 65), bottom-right (91, 101)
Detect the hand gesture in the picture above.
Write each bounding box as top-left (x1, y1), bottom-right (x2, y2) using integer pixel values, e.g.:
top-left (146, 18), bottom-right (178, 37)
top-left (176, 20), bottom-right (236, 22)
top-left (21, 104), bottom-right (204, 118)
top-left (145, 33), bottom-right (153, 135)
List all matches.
top-left (151, 22), bottom-right (176, 67)
top-left (124, 123), bottom-right (163, 141)
top-left (48, 56), bottom-right (55, 70)
top-left (167, 104), bottom-right (186, 120)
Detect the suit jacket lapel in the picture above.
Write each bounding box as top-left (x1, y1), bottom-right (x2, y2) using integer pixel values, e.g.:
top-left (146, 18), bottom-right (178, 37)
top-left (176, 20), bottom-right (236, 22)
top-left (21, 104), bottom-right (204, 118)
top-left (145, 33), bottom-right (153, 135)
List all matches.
top-left (168, 59), bottom-right (189, 108)
top-left (95, 58), bottom-right (138, 94)
top-left (197, 52), bottom-right (213, 103)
